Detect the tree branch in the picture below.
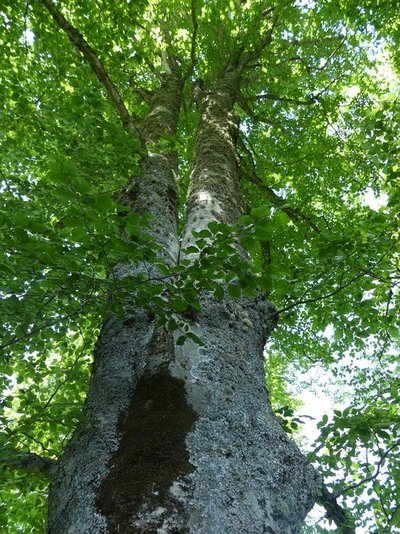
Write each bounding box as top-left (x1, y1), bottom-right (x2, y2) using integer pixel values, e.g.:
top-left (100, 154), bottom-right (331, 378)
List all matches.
top-left (237, 94), bottom-right (285, 129)
top-left (277, 269), bottom-right (372, 315)
top-left (221, 2), bottom-right (284, 77)
top-left (237, 136), bottom-right (320, 231)
top-left (275, 36), bottom-right (346, 74)
top-left (242, 72), bottom-right (344, 108)
top-left (239, 15), bottom-right (277, 68)
top-left (40, 0), bottom-right (141, 140)
top-left (0, 451), bottom-right (56, 477)
top-left (0, 294), bottom-right (96, 352)
top-left (318, 36), bottom-right (346, 72)
top-left (189, 0), bottom-right (199, 73)
top-left (239, 1), bottom-right (297, 69)
top-left (243, 168), bottom-right (320, 231)
top-left (336, 439), bottom-right (400, 498)
top-left (317, 485), bottom-right (355, 533)
top-left (247, 91), bottom-right (318, 105)
top-left (278, 242), bottom-right (397, 314)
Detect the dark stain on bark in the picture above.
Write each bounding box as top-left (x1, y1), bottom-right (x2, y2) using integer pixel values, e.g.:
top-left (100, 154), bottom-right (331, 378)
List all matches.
top-left (96, 372), bottom-right (197, 533)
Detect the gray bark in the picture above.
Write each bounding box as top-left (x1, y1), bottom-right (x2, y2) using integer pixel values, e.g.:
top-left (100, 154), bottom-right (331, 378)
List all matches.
top-left (47, 72), bottom-right (184, 532)
top-left (47, 297), bottom-right (320, 533)
top-left (118, 74), bottom-right (184, 264)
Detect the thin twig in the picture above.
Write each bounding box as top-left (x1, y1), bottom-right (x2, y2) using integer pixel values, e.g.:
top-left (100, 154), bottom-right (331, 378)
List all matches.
top-left (0, 295), bottom-right (96, 352)
top-left (335, 439), bottom-right (400, 498)
top-left (246, 92), bottom-right (318, 106)
top-left (277, 242), bottom-right (397, 314)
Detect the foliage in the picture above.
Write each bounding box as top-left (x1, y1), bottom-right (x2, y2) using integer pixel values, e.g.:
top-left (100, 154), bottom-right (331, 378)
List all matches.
top-left (307, 357), bottom-right (400, 532)
top-left (0, 0), bottom-right (399, 532)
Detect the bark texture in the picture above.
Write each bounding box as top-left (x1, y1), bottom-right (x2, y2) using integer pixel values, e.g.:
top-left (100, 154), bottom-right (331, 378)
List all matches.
top-left (48, 297), bottom-right (320, 533)
top-left (118, 74), bottom-right (184, 264)
top-left (47, 312), bottom-right (155, 532)
top-left (182, 68), bottom-right (243, 252)
top-left (167, 295), bottom-right (320, 533)
top-left (48, 72), bottom-right (185, 532)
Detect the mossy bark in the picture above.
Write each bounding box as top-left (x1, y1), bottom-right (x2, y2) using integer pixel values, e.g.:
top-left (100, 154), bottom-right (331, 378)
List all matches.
top-left (182, 68), bottom-right (243, 253)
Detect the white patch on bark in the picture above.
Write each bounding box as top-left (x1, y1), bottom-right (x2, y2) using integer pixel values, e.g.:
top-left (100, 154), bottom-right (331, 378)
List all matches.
top-left (168, 295), bottom-right (320, 533)
top-left (170, 329), bottom-right (210, 411)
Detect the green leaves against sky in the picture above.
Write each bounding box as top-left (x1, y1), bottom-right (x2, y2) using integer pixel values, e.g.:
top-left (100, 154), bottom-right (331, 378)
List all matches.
top-left (0, 0), bottom-right (399, 531)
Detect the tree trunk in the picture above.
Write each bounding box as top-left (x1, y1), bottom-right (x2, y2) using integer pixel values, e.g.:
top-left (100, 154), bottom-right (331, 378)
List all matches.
top-left (47, 70), bottom-right (321, 534)
top-left (47, 299), bottom-right (319, 533)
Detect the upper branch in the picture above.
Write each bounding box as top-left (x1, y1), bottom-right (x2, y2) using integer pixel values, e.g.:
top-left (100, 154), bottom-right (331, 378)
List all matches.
top-left (238, 1), bottom-right (297, 69)
top-left (238, 136), bottom-right (320, 231)
top-left (239, 14), bottom-right (277, 69)
top-left (241, 76), bottom-right (344, 107)
top-left (189, 0), bottom-right (199, 73)
top-left (40, 0), bottom-right (141, 140)
top-left (0, 451), bottom-right (56, 477)
top-left (242, 168), bottom-right (320, 231)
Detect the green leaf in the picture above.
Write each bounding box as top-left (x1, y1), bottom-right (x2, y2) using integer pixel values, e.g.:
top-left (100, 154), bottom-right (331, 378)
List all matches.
top-left (254, 219), bottom-right (274, 241)
top-left (186, 332), bottom-right (204, 346)
top-left (238, 214), bottom-right (253, 226)
top-left (214, 285), bottom-right (224, 301)
top-left (53, 187), bottom-right (76, 202)
top-left (176, 335), bottom-right (186, 346)
top-left (47, 158), bottom-right (78, 184)
top-left (193, 229), bottom-right (212, 238)
top-left (251, 205), bottom-right (270, 220)
top-left (183, 245), bottom-right (200, 254)
top-left (72, 175), bottom-right (92, 194)
top-left (227, 284), bottom-right (241, 299)
top-left (170, 298), bottom-right (189, 312)
top-left (95, 195), bottom-right (116, 211)
top-left (274, 210), bottom-right (291, 225)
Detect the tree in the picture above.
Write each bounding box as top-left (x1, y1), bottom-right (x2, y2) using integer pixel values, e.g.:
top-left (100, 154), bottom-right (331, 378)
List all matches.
top-left (0, 0), bottom-right (399, 532)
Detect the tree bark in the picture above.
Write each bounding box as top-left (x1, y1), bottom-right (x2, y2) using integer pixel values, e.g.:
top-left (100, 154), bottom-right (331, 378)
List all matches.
top-left (182, 66), bottom-right (243, 252)
top-left (118, 74), bottom-right (184, 263)
top-left (47, 71), bottom-right (321, 534)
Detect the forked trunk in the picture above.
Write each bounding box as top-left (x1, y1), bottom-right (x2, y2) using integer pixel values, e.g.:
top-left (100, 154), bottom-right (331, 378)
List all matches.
top-left (47, 71), bottom-right (321, 534)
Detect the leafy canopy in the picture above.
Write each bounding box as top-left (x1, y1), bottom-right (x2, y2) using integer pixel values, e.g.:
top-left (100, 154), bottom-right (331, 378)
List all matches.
top-left (0, 0), bottom-right (399, 532)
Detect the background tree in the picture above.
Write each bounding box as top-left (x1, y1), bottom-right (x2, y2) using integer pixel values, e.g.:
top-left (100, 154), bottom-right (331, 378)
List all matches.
top-left (0, 0), bottom-right (399, 532)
